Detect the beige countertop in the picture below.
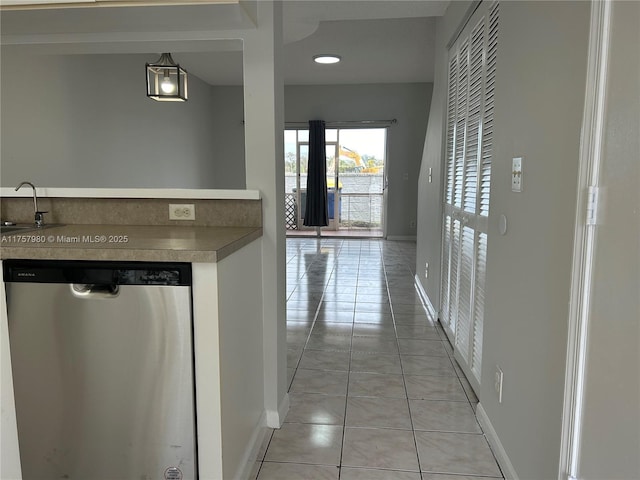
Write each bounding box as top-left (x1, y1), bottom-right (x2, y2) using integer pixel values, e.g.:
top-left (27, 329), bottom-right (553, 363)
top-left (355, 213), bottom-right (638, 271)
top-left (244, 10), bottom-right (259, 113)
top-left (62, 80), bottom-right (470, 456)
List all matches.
top-left (0, 224), bottom-right (262, 263)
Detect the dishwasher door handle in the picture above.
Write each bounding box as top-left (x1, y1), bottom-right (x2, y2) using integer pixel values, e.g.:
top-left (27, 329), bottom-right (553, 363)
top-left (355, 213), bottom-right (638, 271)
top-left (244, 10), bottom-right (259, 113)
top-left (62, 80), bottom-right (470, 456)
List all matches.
top-left (70, 283), bottom-right (120, 299)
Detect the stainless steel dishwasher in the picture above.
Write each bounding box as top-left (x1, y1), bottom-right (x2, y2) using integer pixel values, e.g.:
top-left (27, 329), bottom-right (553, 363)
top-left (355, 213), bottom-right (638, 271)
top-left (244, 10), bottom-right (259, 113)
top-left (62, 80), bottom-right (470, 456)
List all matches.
top-left (3, 260), bottom-right (197, 480)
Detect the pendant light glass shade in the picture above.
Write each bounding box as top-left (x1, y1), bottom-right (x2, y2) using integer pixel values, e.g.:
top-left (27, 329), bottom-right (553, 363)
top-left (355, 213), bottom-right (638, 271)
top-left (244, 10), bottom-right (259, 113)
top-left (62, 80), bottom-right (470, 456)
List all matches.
top-left (146, 53), bottom-right (188, 102)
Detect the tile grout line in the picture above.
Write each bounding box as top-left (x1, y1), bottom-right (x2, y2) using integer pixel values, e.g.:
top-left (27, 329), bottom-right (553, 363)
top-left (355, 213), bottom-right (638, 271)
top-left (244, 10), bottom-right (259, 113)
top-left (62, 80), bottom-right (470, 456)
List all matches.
top-left (381, 243), bottom-right (426, 479)
top-left (335, 239), bottom-right (359, 480)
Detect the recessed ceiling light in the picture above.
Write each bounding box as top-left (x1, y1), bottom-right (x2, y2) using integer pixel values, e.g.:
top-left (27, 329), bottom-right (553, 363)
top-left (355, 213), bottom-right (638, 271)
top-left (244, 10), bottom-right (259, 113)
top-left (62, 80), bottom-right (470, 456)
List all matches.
top-left (313, 54), bottom-right (341, 64)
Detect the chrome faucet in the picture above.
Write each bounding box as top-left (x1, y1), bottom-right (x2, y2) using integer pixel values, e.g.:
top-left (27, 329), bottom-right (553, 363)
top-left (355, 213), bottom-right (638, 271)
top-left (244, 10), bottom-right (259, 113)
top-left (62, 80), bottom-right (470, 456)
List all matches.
top-left (15, 181), bottom-right (47, 227)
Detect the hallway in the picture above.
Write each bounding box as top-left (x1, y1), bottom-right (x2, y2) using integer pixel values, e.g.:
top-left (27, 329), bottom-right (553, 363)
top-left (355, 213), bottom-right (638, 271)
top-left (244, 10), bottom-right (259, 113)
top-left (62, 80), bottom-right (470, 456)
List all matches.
top-left (253, 238), bottom-right (504, 479)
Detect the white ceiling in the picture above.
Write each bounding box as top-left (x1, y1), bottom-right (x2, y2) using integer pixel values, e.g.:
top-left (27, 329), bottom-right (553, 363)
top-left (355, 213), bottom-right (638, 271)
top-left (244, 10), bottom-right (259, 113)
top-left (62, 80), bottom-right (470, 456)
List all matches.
top-left (1, 0), bottom-right (448, 86)
top-left (282, 0), bottom-right (447, 43)
top-left (182, 1), bottom-right (446, 86)
top-left (282, 16), bottom-right (436, 85)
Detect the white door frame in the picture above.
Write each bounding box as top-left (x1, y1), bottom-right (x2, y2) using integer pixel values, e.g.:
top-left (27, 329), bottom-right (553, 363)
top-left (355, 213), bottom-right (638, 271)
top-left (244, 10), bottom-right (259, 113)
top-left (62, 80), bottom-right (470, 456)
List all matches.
top-left (558, 1), bottom-right (612, 479)
top-left (382, 126), bottom-right (389, 239)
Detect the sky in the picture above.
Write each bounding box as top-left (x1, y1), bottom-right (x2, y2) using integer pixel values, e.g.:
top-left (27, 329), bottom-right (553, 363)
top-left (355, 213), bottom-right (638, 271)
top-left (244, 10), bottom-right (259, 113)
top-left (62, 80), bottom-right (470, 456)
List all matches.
top-left (285, 128), bottom-right (387, 160)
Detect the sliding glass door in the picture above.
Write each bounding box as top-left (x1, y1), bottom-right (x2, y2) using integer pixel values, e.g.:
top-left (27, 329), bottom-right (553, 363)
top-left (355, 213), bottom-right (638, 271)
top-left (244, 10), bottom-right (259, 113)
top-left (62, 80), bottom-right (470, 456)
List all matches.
top-left (337, 128), bottom-right (386, 235)
top-left (284, 127), bottom-right (386, 236)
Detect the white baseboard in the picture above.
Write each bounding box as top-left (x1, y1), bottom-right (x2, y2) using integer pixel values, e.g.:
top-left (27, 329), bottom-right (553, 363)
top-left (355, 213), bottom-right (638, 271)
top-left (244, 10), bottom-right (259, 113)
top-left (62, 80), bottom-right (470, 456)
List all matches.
top-left (386, 235), bottom-right (417, 241)
top-left (237, 392), bottom-right (289, 479)
top-left (236, 411), bottom-right (268, 480)
top-left (266, 392), bottom-right (290, 428)
top-left (413, 275), bottom-right (438, 323)
top-left (476, 403), bottom-right (519, 480)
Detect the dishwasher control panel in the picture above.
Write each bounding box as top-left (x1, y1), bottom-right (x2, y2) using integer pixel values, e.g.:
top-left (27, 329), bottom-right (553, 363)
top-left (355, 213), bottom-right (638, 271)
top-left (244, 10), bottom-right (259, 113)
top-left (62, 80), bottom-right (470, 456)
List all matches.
top-left (118, 269), bottom-right (182, 285)
top-left (3, 260), bottom-right (192, 286)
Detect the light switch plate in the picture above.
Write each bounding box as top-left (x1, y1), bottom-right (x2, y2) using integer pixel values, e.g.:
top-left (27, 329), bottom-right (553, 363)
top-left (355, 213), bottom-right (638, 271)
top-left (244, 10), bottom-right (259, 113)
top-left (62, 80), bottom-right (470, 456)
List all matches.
top-left (512, 157), bottom-right (523, 192)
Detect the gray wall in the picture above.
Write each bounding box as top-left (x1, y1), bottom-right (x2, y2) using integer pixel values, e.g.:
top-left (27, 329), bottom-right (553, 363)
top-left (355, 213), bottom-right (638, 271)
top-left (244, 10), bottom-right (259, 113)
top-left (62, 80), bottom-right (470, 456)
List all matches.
top-left (416, 1), bottom-right (591, 478)
top-left (1, 61), bottom-right (428, 225)
top-left (285, 83), bottom-right (432, 238)
top-left (210, 86), bottom-right (246, 189)
top-left (1, 52), bottom-right (222, 188)
top-left (481, 3), bottom-right (589, 478)
top-left (577, 1), bottom-right (639, 477)
top-left (416, 0), bottom-right (471, 313)
top-left (1, 59), bottom-right (428, 238)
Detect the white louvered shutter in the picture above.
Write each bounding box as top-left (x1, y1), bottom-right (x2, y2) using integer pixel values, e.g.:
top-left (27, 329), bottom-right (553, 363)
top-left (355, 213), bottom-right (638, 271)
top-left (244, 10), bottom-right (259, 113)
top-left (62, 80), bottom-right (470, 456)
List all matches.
top-left (440, 1), bottom-right (499, 389)
top-left (440, 54), bottom-right (458, 333)
top-left (455, 225), bottom-right (474, 362)
top-left (453, 39), bottom-right (468, 210)
top-left (471, 232), bottom-right (488, 378)
top-left (480, 2), bottom-right (499, 218)
top-left (440, 215), bottom-right (452, 330)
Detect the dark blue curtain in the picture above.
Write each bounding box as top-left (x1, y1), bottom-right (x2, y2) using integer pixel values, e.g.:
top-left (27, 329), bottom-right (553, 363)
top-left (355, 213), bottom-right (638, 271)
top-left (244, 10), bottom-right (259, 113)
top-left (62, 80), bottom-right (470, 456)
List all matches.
top-left (304, 120), bottom-right (328, 227)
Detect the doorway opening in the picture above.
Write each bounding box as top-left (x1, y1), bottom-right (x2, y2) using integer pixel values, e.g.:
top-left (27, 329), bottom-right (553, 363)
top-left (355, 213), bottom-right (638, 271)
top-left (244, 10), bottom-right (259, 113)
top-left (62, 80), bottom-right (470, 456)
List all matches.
top-left (284, 127), bottom-right (386, 238)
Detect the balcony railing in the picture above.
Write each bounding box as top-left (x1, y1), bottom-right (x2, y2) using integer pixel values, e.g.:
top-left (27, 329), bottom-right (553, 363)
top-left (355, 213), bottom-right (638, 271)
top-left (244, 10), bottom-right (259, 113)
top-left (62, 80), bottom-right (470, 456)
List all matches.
top-left (285, 191), bottom-right (383, 232)
top-left (339, 192), bottom-right (383, 229)
top-left (285, 193), bottom-right (297, 230)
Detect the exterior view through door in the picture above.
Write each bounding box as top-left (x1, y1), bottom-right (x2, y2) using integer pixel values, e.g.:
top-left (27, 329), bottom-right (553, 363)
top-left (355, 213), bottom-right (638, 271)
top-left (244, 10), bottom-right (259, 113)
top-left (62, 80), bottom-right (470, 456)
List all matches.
top-left (285, 127), bottom-right (386, 237)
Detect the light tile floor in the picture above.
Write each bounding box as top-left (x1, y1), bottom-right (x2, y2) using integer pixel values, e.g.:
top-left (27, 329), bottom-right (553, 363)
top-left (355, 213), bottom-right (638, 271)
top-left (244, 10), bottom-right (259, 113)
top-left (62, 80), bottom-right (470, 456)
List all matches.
top-left (252, 238), bottom-right (504, 479)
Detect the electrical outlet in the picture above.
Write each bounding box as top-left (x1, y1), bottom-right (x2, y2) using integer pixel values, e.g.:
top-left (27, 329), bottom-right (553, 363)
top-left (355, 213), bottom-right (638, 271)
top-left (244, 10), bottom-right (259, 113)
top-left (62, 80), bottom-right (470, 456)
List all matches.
top-left (425, 262), bottom-right (429, 279)
top-left (169, 204), bottom-right (195, 221)
top-left (410, 221), bottom-right (416, 228)
top-left (495, 365), bottom-right (504, 403)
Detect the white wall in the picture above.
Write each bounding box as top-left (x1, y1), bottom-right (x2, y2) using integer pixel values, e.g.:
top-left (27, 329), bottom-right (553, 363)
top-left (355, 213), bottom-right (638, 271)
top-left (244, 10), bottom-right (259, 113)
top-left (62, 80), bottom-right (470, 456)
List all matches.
top-left (0, 52), bottom-right (219, 188)
top-left (242, 0), bottom-right (288, 430)
top-left (576, 1), bottom-right (640, 477)
top-left (191, 240), bottom-right (265, 479)
top-left (416, 1), bottom-right (591, 478)
top-left (217, 240), bottom-right (265, 479)
top-left (285, 83), bottom-right (431, 238)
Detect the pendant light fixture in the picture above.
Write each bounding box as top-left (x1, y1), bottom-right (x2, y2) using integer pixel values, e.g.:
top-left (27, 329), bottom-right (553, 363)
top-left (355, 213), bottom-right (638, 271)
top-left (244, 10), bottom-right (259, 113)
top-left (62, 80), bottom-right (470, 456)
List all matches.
top-left (146, 53), bottom-right (188, 102)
